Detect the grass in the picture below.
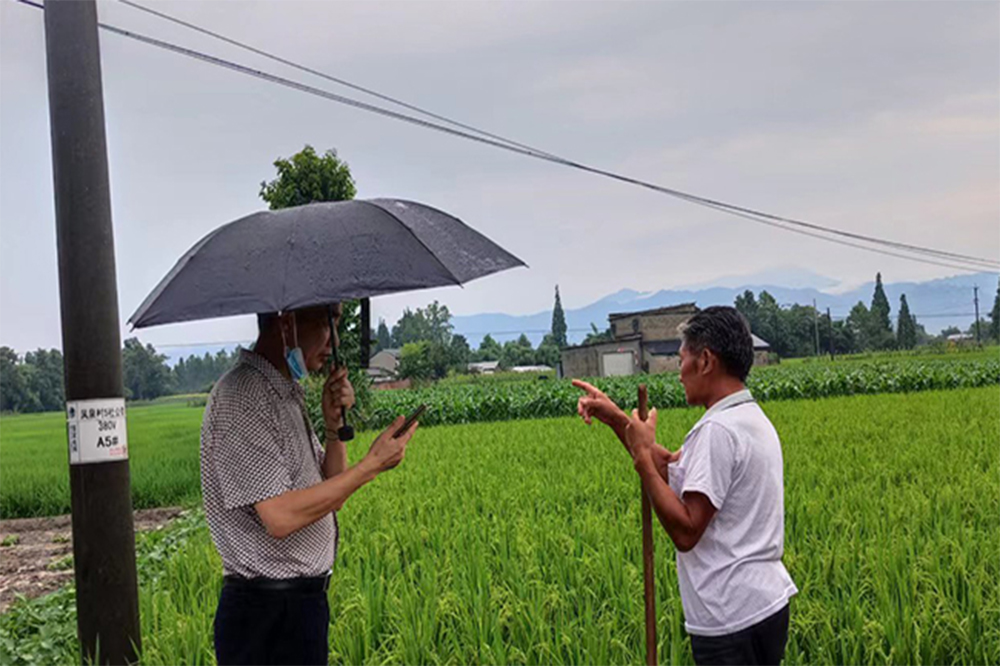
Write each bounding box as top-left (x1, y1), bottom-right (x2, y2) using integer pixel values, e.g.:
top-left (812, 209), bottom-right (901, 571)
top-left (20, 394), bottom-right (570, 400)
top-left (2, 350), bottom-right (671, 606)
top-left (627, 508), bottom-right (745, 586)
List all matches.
top-left (0, 402), bottom-right (204, 519)
top-left (2, 388), bottom-right (997, 665)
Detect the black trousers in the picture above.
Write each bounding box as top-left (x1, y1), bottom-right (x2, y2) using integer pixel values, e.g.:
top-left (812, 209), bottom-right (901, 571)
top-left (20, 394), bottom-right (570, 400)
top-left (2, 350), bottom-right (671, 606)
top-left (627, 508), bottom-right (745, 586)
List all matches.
top-left (690, 604), bottom-right (790, 666)
top-left (214, 580), bottom-right (330, 666)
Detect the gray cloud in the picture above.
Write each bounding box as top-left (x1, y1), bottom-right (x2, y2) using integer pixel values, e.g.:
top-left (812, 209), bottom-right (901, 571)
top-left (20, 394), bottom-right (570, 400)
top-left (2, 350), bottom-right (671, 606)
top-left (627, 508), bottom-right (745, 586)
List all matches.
top-left (1, 1), bottom-right (997, 352)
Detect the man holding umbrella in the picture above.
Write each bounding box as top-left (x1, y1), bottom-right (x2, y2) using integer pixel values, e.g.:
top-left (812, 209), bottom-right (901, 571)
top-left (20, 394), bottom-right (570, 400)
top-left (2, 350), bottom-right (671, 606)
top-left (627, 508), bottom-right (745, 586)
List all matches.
top-left (201, 302), bottom-right (416, 665)
top-left (129, 197), bottom-right (525, 666)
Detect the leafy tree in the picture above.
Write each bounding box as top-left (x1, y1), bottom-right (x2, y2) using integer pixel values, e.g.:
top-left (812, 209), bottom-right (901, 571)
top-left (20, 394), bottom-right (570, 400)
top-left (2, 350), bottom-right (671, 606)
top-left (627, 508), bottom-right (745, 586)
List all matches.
top-left (582, 323), bottom-right (614, 345)
top-left (734, 290), bottom-right (759, 332)
top-left (259, 145), bottom-right (363, 375)
top-left (896, 294), bottom-right (917, 350)
top-left (375, 319), bottom-right (392, 352)
top-left (22, 349), bottom-right (65, 412)
top-left (122, 338), bottom-right (171, 401)
top-left (0, 347), bottom-right (35, 413)
top-left (423, 301), bottom-right (454, 346)
top-left (499, 338), bottom-right (536, 369)
top-left (474, 334), bottom-right (502, 362)
top-left (448, 334), bottom-right (471, 369)
top-left (398, 342), bottom-right (434, 381)
top-left (551, 285), bottom-right (568, 348)
top-left (939, 326), bottom-right (962, 338)
top-left (392, 308), bottom-right (429, 346)
top-left (260, 145), bottom-right (356, 209)
top-left (867, 273), bottom-right (895, 350)
top-left (847, 301), bottom-right (871, 351)
top-left (535, 333), bottom-right (561, 368)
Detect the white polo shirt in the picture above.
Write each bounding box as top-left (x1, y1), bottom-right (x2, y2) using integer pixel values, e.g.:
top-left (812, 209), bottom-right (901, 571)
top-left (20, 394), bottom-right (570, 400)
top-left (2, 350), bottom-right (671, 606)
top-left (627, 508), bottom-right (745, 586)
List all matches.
top-left (668, 389), bottom-right (798, 637)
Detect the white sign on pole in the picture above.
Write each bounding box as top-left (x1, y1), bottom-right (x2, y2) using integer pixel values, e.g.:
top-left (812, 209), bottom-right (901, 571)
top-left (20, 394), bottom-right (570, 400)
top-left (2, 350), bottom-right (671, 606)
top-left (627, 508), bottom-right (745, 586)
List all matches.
top-left (66, 398), bottom-right (128, 465)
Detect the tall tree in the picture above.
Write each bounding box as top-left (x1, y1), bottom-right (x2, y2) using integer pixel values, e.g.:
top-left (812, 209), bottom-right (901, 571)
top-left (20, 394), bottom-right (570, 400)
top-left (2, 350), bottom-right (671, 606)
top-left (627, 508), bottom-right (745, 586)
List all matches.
top-left (990, 281), bottom-right (1000, 343)
top-left (551, 285), bottom-right (568, 348)
top-left (734, 290), bottom-right (760, 334)
top-left (847, 301), bottom-right (872, 351)
top-left (535, 333), bottom-right (561, 368)
top-left (475, 334), bottom-right (502, 362)
top-left (122, 338), bottom-right (171, 401)
top-left (375, 319), bottom-right (392, 351)
top-left (867, 272), bottom-right (894, 350)
top-left (259, 145), bottom-right (361, 373)
top-left (896, 294), bottom-right (917, 350)
top-left (582, 323), bottom-right (614, 345)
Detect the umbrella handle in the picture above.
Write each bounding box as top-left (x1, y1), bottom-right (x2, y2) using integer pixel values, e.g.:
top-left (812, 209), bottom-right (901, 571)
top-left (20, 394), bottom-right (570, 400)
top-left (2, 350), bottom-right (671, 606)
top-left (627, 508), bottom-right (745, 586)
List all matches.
top-left (328, 306), bottom-right (355, 442)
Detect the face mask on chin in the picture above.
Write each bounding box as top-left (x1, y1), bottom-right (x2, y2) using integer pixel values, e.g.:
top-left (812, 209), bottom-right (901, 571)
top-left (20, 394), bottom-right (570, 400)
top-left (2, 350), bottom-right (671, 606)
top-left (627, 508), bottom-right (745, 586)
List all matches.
top-left (281, 312), bottom-right (308, 381)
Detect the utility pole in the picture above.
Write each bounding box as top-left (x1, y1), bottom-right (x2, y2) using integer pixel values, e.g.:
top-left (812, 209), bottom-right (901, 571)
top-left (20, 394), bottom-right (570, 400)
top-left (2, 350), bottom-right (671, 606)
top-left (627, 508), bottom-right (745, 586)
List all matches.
top-left (827, 307), bottom-right (835, 360)
top-left (974, 286), bottom-right (981, 345)
top-left (812, 299), bottom-right (820, 357)
top-left (44, 1), bottom-right (141, 663)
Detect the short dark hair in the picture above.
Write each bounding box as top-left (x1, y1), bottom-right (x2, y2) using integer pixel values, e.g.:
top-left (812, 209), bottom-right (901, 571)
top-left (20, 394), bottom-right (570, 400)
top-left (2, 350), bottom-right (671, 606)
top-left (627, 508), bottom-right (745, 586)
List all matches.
top-left (680, 306), bottom-right (754, 381)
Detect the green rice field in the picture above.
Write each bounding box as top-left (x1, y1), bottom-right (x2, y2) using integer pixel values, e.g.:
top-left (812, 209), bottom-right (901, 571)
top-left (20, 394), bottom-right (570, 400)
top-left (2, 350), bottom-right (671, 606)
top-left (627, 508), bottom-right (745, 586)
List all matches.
top-left (2, 387), bottom-right (998, 665)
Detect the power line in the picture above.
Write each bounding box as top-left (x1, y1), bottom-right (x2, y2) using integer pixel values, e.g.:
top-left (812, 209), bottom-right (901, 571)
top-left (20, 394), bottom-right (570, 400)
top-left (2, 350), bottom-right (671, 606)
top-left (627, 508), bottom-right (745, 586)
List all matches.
top-left (15, 0), bottom-right (1000, 273)
top-left (113, 0), bottom-right (999, 271)
top-left (115, 0), bottom-right (561, 162)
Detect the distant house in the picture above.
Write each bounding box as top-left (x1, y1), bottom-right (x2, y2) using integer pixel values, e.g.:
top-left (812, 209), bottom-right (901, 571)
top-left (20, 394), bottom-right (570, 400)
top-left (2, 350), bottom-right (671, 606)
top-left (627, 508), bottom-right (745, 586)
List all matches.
top-left (946, 333), bottom-right (974, 342)
top-left (560, 303), bottom-right (771, 378)
top-left (468, 360), bottom-right (500, 374)
top-left (367, 348), bottom-right (400, 384)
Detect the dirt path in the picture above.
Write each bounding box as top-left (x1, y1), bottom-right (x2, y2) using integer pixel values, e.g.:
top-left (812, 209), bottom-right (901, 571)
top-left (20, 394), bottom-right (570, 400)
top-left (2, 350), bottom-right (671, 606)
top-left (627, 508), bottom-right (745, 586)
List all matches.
top-left (0, 507), bottom-right (184, 613)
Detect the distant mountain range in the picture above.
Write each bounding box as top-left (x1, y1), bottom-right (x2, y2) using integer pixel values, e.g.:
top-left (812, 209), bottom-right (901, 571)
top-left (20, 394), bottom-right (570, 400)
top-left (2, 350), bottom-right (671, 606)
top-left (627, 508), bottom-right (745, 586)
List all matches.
top-left (157, 269), bottom-right (998, 364)
top-left (452, 270), bottom-right (999, 348)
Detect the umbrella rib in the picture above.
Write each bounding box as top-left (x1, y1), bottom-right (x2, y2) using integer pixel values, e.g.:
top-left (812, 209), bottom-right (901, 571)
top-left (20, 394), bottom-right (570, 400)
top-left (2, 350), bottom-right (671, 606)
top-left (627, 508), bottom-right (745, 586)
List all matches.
top-left (357, 200), bottom-right (465, 288)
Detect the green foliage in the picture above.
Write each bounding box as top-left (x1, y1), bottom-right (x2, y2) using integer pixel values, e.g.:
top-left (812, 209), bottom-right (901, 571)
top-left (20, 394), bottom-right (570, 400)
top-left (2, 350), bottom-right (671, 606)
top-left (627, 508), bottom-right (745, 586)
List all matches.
top-left (398, 342), bottom-right (434, 381)
top-left (1, 534), bottom-right (19, 547)
top-left (365, 355), bottom-right (1000, 429)
top-left (259, 145), bottom-right (356, 210)
top-left (375, 319), bottom-right (392, 352)
top-left (391, 301), bottom-right (453, 347)
top-left (0, 347), bottom-right (64, 414)
top-left (867, 272), bottom-right (895, 351)
top-left (122, 338), bottom-right (172, 401)
top-left (551, 285), bottom-right (568, 348)
top-left (896, 294), bottom-right (917, 350)
top-left (473, 334), bottom-right (502, 362)
top-left (172, 349), bottom-right (239, 394)
top-left (582, 322), bottom-right (614, 345)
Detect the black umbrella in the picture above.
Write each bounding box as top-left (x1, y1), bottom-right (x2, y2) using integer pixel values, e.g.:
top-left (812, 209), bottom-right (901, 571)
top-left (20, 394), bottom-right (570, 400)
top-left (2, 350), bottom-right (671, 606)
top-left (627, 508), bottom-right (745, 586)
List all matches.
top-left (129, 198), bottom-right (524, 328)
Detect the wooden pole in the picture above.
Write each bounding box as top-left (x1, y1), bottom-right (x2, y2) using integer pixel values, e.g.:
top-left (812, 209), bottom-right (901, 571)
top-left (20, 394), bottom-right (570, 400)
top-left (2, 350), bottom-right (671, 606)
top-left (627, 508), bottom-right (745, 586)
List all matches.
top-left (638, 384), bottom-right (657, 666)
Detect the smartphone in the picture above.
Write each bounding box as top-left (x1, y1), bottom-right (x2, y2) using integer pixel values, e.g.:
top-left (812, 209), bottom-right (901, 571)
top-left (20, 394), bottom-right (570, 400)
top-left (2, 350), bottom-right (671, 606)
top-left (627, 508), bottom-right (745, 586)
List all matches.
top-left (393, 404), bottom-right (427, 438)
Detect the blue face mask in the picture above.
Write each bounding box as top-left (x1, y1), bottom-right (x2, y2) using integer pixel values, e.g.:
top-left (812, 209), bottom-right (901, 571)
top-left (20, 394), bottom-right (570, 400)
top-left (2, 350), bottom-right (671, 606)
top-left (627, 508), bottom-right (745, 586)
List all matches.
top-left (282, 312), bottom-right (308, 381)
top-left (285, 346), bottom-right (307, 381)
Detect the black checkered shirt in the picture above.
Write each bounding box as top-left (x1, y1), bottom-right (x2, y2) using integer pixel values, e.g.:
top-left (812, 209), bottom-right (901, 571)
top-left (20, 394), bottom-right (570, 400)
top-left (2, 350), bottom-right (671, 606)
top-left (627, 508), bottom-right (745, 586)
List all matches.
top-left (200, 349), bottom-right (337, 578)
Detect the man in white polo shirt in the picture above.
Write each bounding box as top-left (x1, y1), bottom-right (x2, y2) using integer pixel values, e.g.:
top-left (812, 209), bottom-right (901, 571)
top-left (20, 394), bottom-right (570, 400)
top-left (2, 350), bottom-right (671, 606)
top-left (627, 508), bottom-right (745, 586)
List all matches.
top-left (574, 306), bottom-right (797, 665)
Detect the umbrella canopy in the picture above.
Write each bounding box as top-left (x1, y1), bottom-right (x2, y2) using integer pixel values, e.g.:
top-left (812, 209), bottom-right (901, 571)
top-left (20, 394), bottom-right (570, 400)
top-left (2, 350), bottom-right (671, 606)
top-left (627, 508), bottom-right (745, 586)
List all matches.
top-left (129, 199), bottom-right (525, 328)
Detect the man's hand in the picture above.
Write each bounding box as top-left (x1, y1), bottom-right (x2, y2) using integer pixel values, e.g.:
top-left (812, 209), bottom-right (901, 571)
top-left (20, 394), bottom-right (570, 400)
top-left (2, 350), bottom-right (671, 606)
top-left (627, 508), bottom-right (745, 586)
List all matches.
top-left (363, 415), bottom-right (417, 473)
top-left (573, 379), bottom-right (629, 428)
top-left (322, 367), bottom-right (355, 434)
top-left (625, 407), bottom-right (658, 461)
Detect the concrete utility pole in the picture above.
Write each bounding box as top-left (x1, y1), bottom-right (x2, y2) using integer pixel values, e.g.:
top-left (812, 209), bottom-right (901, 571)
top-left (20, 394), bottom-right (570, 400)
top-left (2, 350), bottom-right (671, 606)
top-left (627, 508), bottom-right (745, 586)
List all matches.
top-left (973, 286), bottom-right (981, 345)
top-left (44, 1), bottom-right (141, 662)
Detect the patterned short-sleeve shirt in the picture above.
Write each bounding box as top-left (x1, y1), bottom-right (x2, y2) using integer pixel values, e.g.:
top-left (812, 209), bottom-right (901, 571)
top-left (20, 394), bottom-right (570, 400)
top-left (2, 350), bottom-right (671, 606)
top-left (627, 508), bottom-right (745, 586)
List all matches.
top-left (200, 349), bottom-right (337, 578)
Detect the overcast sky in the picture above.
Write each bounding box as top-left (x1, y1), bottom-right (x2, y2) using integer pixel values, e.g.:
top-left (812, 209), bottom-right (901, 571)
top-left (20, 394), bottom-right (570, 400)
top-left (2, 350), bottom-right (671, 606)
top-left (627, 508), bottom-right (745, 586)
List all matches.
top-left (2, 1), bottom-right (998, 352)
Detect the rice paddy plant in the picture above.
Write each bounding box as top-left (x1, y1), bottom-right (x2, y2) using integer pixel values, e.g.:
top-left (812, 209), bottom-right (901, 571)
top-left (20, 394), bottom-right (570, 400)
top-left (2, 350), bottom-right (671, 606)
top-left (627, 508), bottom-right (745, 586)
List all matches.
top-left (4, 388), bottom-right (995, 665)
